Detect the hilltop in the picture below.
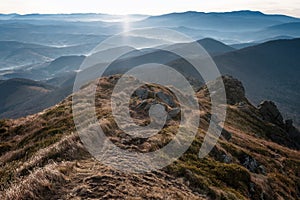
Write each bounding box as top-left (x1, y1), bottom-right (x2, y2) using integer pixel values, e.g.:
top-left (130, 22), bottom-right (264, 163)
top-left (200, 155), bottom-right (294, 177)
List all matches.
top-left (0, 75), bottom-right (299, 199)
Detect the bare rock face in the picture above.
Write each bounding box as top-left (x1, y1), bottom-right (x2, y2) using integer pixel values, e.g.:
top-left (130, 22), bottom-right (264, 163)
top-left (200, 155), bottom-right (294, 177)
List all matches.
top-left (204, 75), bottom-right (246, 105)
top-left (258, 101), bottom-right (284, 127)
top-left (222, 76), bottom-right (246, 105)
top-left (258, 101), bottom-right (300, 148)
top-left (285, 119), bottom-right (300, 145)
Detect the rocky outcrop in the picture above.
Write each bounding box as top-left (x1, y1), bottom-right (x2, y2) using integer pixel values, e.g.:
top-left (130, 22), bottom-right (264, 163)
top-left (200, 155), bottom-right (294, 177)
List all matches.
top-left (258, 101), bottom-right (300, 147)
top-left (240, 154), bottom-right (266, 175)
top-left (258, 101), bottom-right (284, 127)
top-left (222, 76), bottom-right (246, 105)
top-left (203, 75), bottom-right (246, 105)
top-left (285, 119), bottom-right (300, 144)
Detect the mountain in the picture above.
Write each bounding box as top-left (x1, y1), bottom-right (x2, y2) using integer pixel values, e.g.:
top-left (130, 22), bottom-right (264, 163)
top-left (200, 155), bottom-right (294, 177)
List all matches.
top-left (0, 13), bottom-right (148, 23)
top-left (0, 41), bottom-right (96, 70)
top-left (0, 75), bottom-right (299, 199)
top-left (0, 41), bottom-right (52, 69)
top-left (0, 11), bottom-right (299, 199)
top-left (166, 38), bottom-right (235, 56)
top-left (265, 22), bottom-right (300, 34)
top-left (230, 36), bottom-right (295, 49)
top-left (250, 22), bottom-right (300, 41)
top-left (256, 35), bottom-right (295, 43)
top-left (90, 38), bottom-right (234, 83)
top-left (1, 11), bottom-right (300, 47)
top-left (198, 38), bottom-right (235, 55)
top-left (0, 22), bottom-right (109, 46)
top-left (167, 38), bottom-right (300, 127)
top-left (229, 42), bottom-right (258, 49)
top-left (0, 55), bottom-right (86, 81)
top-left (0, 78), bottom-right (72, 119)
top-left (214, 38), bottom-right (300, 126)
top-left (41, 55), bottom-right (85, 75)
top-left (2, 38), bottom-right (298, 128)
top-left (137, 11), bottom-right (300, 31)
top-left (0, 78), bottom-right (55, 118)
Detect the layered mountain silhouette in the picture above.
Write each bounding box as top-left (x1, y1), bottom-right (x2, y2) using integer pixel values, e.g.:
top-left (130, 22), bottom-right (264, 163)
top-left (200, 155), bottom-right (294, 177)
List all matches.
top-left (0, 38), bottom-right (299, 128)
top-left (167, 38), bottom-right (300, 127)
top-left (138, 11), bottom-right (299, 31)
top-left (0, 41), bottom-right (95, 69)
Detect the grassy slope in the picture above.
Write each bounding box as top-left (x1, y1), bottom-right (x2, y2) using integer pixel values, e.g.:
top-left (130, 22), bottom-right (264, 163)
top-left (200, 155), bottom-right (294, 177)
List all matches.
top-left (0, 76), bottom-right (299, 200)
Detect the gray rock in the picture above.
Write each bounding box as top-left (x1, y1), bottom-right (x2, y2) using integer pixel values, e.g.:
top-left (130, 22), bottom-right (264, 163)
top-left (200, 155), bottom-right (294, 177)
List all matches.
top-left (285, 119), bottom-right (300, 147)
top-left (258, 101), bottom-right (284, 127)
top-left (136, 100), bottom-right (149, 110)
top-left (134, 88), bottom-right (149, 99)
top-left (241, 155), bottom-right (267, 175)
top-left (242, 155), bottom-right (258, 173)
top-left (168, 107), bottom-right (181, 118)
top-left (156, 91), bottom-right (175, 107)
top-left (222, 154), bottom-right (232, 163)
top-left (285, 119), bottom-right (294, 130)
top-left (205, 75), bottom-right (246, 105)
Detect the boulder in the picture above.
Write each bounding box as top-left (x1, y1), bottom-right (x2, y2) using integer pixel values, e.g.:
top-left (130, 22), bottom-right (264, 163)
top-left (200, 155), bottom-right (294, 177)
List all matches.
top-left (240, 155), bottom-right (266, 174)
top-left (134, 88), bottom-right (149, 99)
top-left (168, 107), bottom-right (181, 119)
top-left (155, 91), bottom-right (176, 107)
top-left (242, 155), bottom-right (258, 173)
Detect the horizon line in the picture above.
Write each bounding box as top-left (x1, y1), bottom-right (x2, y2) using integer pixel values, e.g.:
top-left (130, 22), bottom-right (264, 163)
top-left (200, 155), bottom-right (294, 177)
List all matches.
top-left (0, 10), bottom-right (299, 18)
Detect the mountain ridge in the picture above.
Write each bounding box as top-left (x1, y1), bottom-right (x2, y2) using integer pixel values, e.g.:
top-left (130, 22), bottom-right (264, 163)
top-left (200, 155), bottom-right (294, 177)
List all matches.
top-left (0, 75), bottom-right (299, 199)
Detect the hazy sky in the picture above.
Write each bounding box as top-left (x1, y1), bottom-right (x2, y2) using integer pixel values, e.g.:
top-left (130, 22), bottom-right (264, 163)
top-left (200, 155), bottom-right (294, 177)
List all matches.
top-left (1, 0), bottom-right (300, 17)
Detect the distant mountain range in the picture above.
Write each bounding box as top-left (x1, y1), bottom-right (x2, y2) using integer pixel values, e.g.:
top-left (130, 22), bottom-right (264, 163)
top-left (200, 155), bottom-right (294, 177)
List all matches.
top-left (135, 11), bottom-right (300, 43)
top-left (0, 41), bottom-right (95, 69)
top-left (0, 10), bottom-right (299, 127)
top-left (1, 37), bottom-right (299, 128)
top-left (138, 11), bottom-right (299, 31)
top-left (0, 11), bottom-right (299, 45)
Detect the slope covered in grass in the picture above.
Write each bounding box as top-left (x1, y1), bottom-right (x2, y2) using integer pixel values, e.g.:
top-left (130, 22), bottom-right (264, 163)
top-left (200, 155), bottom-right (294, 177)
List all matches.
top-left (0, 75), bottom-right (299, 200)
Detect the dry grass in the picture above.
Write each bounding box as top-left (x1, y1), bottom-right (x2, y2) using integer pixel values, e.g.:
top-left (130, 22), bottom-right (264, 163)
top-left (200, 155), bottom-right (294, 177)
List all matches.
top-left (2, 162), bottom-right (67, 200)
top-left (0, 75), bottom-right (300, 200)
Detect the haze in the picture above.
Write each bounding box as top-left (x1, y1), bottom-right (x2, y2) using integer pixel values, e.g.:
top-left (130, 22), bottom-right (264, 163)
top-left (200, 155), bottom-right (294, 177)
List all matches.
top-left (1, 0), bottom-right (300, 17)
